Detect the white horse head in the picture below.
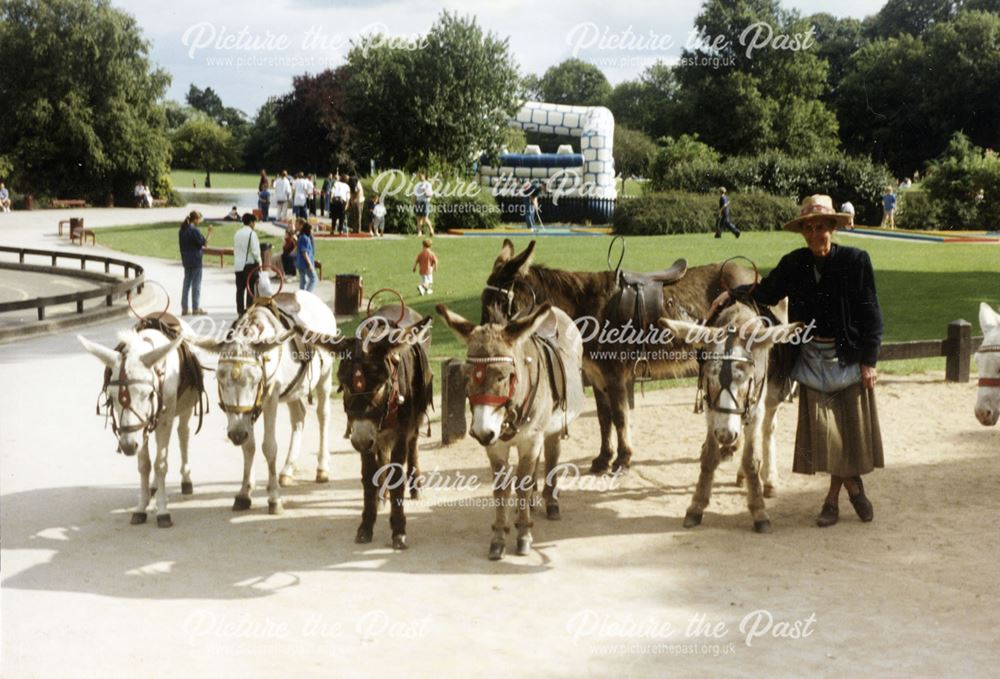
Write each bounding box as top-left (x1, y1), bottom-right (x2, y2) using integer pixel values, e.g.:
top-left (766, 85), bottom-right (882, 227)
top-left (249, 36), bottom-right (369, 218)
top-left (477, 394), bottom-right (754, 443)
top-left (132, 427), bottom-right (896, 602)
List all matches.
top-left (78, 331), bottom-right (181, 456)
top-left (975, 302), bottom-right (1000, 426)
top-left (662, 305), bottom-right (802, 447)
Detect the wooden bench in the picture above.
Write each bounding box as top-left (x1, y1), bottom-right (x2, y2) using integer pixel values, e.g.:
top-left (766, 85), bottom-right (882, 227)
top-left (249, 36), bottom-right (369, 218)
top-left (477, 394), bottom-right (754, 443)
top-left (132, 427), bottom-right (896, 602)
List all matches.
top-left (58, 219), bottom-right (72, 236)
top-left (52, 199), bottom-right (87, 209)
top-left (202, 247), bottom-right (322, 280)
top-left (70, 226), bottom-right (96, 246)
top-left (152, 198), bottom-right (167, 207)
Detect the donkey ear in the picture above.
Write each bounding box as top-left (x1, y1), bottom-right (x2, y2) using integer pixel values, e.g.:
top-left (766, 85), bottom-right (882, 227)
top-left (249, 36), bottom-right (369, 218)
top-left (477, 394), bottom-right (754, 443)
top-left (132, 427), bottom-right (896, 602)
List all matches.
top-left (507, 240), bottom-right (536, 278)
top-left (188, 334), bottom-right (224, 354)
top-left (390, 317), bottom-right (433, 354)
top-left (492, 238), bottom-right (516, 273)
top-left (436, 304), bottom-right (475, 344)
top-left (78, 335), bottom-right (120, 369)
top-left (316, 334), bottom-right (349, 357)
top-left (139, 336), bottom-right (182, 369)
top-left (658, 317), bottom-right (714, 348)
top-left (748, 321), bottom-right (805, 350)
top-left (980, 302), bottom-right (1000, 335)
top-left (503, 302), bottom-right (551, 344)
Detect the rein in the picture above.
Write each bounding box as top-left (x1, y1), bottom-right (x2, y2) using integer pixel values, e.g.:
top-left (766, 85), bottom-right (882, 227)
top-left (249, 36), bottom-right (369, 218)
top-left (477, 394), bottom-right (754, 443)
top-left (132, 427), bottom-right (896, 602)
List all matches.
top-left (978, 344), bottom-right (1000, 388)
top-left (695, 326), bottom-right (766, 422)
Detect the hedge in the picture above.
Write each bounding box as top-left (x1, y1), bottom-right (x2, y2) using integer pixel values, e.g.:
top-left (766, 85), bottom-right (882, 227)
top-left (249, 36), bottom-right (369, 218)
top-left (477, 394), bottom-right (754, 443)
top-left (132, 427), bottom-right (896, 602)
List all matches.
top-left (612, 191), bottom-right (798, 236)
top-left (649, 152), bottom-right (892, 225)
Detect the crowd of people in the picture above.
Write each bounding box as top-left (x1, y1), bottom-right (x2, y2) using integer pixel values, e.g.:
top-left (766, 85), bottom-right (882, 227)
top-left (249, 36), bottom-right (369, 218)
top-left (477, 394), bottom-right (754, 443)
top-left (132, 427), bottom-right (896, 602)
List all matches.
top-left (256, 169), bottom-right (392, 236)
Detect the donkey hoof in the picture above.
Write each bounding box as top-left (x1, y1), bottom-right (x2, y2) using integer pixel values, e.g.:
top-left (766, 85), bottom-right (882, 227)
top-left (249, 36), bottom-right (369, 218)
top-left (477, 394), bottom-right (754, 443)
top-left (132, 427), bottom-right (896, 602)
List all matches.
top-left (130, 512), bottom-right (147, 525)
top-left (683, 511), bottom-right (703, 528)
top-left (410, 487), bottom-right (421, 500)
top-left (315, 470), bottom-right (329, 484)
top-left (232, 496), bottom-right (252, 511)
top-left (488, 541), bottom-right (506, 561)
top-left (735, 474), bottom-right (745, 487)
top-left (515, 536), bottom-right (532, 556)
top-left (156, 514), bottom-right (173, 528)
top-left (763, 484), bottom-right (777, 498)
top-left (355, 526), bottom-right (373, 544)
top-left (150, 486), bottom-right (157, 497)
top-left (268, 501), bottom-right (283, 515)
top-left (546, 504), bottom-right (561, 521)
top-left (181, 481), bottom-right (194, 495)
top-left (588, 458), bottom-right (611, 475)
top-left (611, 458), bottom-right (631, 474)
top-left (392, 534), bottom-right (408, 550)
top-left (278, 474), bottom-right (295, 487)
top-left (754, 519), bottom-right (772, 534)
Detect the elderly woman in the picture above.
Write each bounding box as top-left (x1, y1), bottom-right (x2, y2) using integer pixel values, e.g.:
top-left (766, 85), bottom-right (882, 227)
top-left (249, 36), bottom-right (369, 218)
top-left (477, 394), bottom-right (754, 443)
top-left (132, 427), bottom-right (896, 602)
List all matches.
top-left (712, 194), bottom-right (884, 527)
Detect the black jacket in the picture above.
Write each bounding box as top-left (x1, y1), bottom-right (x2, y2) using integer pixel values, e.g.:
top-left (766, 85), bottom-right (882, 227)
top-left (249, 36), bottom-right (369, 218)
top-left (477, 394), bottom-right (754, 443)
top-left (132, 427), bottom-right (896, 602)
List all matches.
top-left (736, 244), bottom-right (884, 367)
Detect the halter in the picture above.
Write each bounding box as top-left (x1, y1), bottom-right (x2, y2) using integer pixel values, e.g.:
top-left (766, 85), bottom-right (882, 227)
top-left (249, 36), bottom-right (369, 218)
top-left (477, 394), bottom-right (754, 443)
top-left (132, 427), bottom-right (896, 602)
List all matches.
top-left (216, 348), bottom-right (280, 423)
top-left (695, 326), bottom-right (766, 422)
top-left (482, 279), bottom-right (537, 321)
top-left (342, 354), bottom-right (405, 429)
top-left (977, 344), bottom-right (1000, 388)
top-left (466, 351), bottom-right (542, 442)
top-left (95, 339), bottom-right (166, 446)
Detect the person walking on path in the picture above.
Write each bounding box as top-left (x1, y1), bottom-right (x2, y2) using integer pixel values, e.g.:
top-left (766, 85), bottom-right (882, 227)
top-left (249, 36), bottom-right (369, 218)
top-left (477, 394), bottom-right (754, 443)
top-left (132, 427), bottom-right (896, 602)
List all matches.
top-left (715, 187), bottom-right (741, 238)
top-left (370, 194), bottom-right (386, 238)
top-left (413, 238), bottom-right (438, 295)
top-left (178, 210), bottom-right (212, 315)
top-left (234, 213), bottom-right (262, 315)
top-left (348, 175), bottom-right (365, 234)
top-left (710, 194), bottom-right (883, 528)
top-left (332, 174), bottom-right (350, 234)
top-left (321, 173), bottom-right (333, 217)
top-left (292, 172), bottom-right (312, 220)
top-left (881, 187), bottom-right (896, 229)
top-left (296, 221), bottom-right (318, 292)
top-left (274, 171), bottom-right (292, 222)
top-left (414, 173), bottom-right (434, 237)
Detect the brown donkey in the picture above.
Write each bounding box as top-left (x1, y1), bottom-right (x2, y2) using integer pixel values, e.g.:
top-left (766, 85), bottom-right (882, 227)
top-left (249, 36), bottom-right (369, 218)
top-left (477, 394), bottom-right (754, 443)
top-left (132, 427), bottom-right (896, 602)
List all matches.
top-left (318, 305), bottom-right (433, 550)
top-left (480, 239), bottom-right (754, 475)
top-left (437, 302), bottom-right (585, 560)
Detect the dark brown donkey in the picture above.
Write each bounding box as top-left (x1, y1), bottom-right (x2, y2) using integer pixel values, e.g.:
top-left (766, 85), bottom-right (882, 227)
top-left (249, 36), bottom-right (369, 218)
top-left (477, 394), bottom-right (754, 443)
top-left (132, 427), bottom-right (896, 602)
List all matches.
top-left (481, 239), bottom-right (754, 474)
top-left (317, 305), bottom-right (433, 550)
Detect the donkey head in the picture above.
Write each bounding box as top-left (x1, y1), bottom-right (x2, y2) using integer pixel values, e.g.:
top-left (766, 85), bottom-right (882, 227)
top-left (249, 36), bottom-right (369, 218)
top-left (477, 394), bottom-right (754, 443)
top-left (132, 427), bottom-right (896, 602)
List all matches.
top-left (975, 302), bottom-right (1000, 426)
top-left (661, 305), bottom-right (802, 446)
top-left (193, 320), bottom-right (293, 446)
top-left (438, 302), bottom-right (552, 446)
top-left (322, 317), bottom-right (432, 453)
top-left (480, 238), bottom-right (537, 324)
top-left (78, 332), bottom-right (180, 456)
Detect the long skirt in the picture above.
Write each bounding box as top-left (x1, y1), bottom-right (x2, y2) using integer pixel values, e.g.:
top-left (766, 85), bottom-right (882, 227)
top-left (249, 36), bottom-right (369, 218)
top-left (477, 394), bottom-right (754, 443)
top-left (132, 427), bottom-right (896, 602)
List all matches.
top-left (793, 382), bottom-right (884, 477)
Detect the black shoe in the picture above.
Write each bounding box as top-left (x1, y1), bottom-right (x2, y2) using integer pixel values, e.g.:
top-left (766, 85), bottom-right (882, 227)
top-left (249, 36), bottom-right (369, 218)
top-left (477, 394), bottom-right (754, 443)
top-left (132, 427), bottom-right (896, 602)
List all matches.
top-left (849, 477), bottom-right (874, 522)
top-left (816, 503), bottom-right (839, 527)
top-left (714, 232), bottom-right (722, 239)
top-left (735, 230), bottom-right (741, 239)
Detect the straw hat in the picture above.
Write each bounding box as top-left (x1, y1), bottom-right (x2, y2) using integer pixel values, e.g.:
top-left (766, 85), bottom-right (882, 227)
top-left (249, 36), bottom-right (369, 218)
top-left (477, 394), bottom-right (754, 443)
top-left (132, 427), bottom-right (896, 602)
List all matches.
top-left (783, 194), bottom-right (853, 233)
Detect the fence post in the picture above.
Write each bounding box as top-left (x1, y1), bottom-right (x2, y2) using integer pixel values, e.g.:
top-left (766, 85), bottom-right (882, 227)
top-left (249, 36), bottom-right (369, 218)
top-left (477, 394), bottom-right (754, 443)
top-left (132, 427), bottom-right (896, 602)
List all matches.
top-left (945, 319), bottom-right (972, 383)
top-left (441, 358), bottom-right (467, 445)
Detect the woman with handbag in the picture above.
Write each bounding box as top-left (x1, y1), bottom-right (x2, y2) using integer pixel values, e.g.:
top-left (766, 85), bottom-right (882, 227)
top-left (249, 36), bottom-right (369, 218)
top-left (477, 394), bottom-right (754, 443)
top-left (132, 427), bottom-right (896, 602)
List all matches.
top-left (711, 194), bottom-right (884, 527)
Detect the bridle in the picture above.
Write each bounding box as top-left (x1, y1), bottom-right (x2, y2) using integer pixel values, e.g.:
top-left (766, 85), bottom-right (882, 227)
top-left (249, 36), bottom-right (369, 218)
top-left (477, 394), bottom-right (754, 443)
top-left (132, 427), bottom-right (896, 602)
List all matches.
top-left (482, 279), bottom-right (537, 321)
top-left (977, 343), bottom-right (1000, 388)
top-left (99, 360), bottom-right (164, 438)
top-left (216, 347), bottom-right (280, 423)
top-left (341, 354), bottom-right (405, 429)
top-left (695, 326), bottom-right (766, 422)
top-left (466, 351), bottom-right (541, 442)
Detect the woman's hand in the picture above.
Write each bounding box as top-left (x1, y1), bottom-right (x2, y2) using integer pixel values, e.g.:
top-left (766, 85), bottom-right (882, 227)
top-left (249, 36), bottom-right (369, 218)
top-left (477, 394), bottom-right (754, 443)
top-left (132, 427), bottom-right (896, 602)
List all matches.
top-left (861, 364), bottom-right (877, 389)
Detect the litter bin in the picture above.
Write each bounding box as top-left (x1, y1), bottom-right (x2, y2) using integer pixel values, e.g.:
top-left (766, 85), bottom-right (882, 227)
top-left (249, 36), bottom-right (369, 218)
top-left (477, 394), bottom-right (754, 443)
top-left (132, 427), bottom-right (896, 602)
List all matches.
top-left (334, 274), bottom-right (363, 315)
top-left (259, 243), bottom-right (272, 269)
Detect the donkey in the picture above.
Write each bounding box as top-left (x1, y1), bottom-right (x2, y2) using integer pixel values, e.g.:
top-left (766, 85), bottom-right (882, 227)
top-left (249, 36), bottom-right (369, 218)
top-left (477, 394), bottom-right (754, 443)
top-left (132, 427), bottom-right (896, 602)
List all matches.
top-left (318, 305), bottom-right (433, 549)
top-left (438, 302), bottom-right (585, 560)
top-left (193, 291), bottom-right (336, 514)
top-left (79, 318), bottom-right (207, 527)
top-left (481, 239), bottom-right (754, 476)
top-left (975, 302), bottom-right (1000, 426)
top-left (661, 303), bottom-right (802, 532)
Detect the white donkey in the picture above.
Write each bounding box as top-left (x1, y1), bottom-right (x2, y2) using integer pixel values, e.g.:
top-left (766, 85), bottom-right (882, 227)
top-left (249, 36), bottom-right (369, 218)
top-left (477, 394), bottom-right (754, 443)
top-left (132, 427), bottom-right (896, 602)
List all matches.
top-left (438, 302), bottom-right (585, 560)
top-left (975, 302), bottom-right (1000, 426)
top-left (662, 303), bottom-right (801, 533)
top-left (79, 322), bottom-right (206, 527)
top-left (194, 291), bottom-right (337, 514)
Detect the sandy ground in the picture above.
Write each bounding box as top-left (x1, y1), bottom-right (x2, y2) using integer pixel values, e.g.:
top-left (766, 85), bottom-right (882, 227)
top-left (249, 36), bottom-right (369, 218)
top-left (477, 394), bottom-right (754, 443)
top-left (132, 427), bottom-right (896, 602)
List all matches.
top-left (2, 209), bottom-right (999, 678)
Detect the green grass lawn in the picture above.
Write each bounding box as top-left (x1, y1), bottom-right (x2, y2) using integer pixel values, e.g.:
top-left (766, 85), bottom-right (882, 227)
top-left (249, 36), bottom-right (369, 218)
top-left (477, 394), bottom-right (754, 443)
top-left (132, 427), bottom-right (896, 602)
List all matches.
top-left (172, 170), bottom-right (263, 190)
top-left (93, 224), bottom-right (999, 374)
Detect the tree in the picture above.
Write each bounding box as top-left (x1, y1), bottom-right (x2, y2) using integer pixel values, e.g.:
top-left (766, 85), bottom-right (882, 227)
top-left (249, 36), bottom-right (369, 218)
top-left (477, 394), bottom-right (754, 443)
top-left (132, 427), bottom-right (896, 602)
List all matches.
top-left (864, 0), bottom-right (960, 39)
top-left (607, 61), bottom-right (679, 139)
top-left (186, 84), bottom-right (250, 165)
top-left (806, 13), bottom-right (866, 93)
top-left (272, 68), bottom-right (354, 173)
top-left (0, 0), bottom-right (172, 202)
top-left (537, 58), bottom-right (612, 106)
top-left (170, 116), bottom-right (238, 184)
top-left (243, 97), bottom-right (282, 172)
top-left (613, 127), bottom-right (658, 178)
top-left (346, 11), bottom-right (521, 171)
top-left (673, 0), bottom-right (839, 156)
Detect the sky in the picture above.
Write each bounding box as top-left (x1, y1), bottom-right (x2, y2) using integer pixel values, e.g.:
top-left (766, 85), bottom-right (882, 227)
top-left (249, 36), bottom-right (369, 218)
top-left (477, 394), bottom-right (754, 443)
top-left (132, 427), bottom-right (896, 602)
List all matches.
top-left (111, 0), bottom-right (885, 116)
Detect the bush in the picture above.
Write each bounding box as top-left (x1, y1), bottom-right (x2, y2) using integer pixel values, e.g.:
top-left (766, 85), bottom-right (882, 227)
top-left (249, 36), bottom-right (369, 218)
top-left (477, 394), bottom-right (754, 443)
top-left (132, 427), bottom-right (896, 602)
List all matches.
top-left (895, 190), bottom-right (941, 230)
top-left (612, 191), bottom-right (797, 235)
top-left (432, 189), bottom-right (502, 231)
top-left (650, 152), bottom-right (892, 225)
top-left (917, 133), bottom-right (1000, 230)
